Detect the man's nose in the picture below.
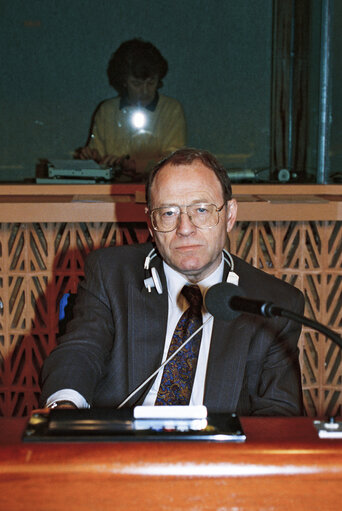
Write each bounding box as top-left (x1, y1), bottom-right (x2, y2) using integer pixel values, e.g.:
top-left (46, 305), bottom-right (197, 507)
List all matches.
top-left (176, 211), bottom-right (196, 235)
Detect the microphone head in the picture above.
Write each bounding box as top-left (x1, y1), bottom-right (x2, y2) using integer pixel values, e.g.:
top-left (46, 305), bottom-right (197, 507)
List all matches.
top-left (205, 282), bottom-right (245, 322)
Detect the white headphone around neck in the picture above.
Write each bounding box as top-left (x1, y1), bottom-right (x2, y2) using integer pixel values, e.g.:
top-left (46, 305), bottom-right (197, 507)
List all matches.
top-left (143, 248), bottom-right (239, 294)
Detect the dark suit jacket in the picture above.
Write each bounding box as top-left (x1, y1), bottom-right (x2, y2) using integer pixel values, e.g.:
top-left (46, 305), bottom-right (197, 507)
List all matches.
top-left (40, 243), bottom-right (304, 415)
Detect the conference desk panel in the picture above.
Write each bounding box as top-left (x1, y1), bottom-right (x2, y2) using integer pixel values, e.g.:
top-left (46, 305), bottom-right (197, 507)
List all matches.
top-left (1, 417), bottom-right (341, 510)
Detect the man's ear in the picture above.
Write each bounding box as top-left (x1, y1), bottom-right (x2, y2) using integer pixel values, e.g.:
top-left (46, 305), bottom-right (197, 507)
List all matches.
top-left (226, 199), bottom-right (237, 233)
top-left (148, 225), bottom-right (154, 239)
top-left (145, 207), bottom-right (154, 239)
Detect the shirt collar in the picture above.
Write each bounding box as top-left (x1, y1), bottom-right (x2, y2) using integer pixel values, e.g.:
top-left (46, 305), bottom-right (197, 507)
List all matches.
top-left (163, 256), bottom-right (225, 306)
top-left (119, 92), bottom-right (159, 112)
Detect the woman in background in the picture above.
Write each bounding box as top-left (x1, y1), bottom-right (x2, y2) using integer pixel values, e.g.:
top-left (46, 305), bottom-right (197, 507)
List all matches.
top-left (76, 38), bottom-right (186, 178)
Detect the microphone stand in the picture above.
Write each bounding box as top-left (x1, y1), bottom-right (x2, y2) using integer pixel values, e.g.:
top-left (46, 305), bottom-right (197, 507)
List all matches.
top-left (264, 304), bottom-right (342, 349)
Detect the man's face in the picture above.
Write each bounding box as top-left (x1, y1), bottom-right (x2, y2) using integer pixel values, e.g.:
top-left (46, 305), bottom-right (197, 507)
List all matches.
top-left (125, 74), bottom-right (159, 106)
top-left (149, 161), bottom-right (237, 283)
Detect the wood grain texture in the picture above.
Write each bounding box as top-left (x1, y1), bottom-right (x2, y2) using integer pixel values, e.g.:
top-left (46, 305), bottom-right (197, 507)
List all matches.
top-left (0, 417), bottom-right (341, 511)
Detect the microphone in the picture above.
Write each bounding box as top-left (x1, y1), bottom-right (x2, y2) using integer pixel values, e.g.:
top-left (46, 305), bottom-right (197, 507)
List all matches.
top-left (205, 282), bottom-right (246, 321)
top-left (205, 282), bottom-right (342, 349)
top-left (205, 282), bottom-right (281, 320)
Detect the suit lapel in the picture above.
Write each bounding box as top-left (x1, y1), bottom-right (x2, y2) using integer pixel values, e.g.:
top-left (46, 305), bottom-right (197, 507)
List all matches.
top-left (126, 257), bottom-right (168, 404)
top-left (203, 257), bottom-right (254, 413)
top-left (204, 316), bottom-right (253, 412)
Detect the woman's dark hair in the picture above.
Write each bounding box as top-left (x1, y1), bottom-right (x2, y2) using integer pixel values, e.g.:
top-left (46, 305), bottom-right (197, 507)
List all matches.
top-left (107, 39), bottom-right (168, 96)
top-left (146, 148), bottom-right (232, 208)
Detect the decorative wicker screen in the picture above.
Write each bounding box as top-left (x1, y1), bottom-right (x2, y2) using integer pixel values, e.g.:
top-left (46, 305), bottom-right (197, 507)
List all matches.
top-left (0, 220), bottom-right (341, 417)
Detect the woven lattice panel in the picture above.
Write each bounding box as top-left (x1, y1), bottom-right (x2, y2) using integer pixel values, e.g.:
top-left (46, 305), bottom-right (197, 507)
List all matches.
top-left (0, 221), bottom-right (341, 417)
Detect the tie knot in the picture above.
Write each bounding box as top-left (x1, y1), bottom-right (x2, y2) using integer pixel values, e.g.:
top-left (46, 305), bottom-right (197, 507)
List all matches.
top-left (181, 285), bottom-right (203, 315)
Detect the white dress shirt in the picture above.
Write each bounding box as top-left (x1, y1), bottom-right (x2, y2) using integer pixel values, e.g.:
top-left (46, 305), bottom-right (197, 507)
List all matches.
top-left (143, 258), bottom-right (224, 406)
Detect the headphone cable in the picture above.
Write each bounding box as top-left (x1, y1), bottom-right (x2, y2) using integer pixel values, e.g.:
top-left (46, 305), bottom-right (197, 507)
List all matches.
top-left (117, 316), bottom-right (213, 409)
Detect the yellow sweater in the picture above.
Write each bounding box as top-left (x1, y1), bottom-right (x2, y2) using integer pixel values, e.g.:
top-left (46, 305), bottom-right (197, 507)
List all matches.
top-left (88, 94), bottom-right (186, 171)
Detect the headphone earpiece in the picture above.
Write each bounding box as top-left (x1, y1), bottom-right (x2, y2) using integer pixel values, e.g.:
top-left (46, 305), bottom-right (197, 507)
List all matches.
top-left (223, 249), bottom-right (239, 286)
top-left (144, 249), bottom-right (163, 294)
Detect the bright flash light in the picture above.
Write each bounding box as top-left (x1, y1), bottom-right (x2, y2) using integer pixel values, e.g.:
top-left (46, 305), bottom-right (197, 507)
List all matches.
top-left (131, 110), bottom-right (147, 129)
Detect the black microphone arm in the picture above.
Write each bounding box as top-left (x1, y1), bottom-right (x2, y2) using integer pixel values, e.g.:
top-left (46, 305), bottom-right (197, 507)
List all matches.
top-left (205, 283), bottom-right (342, 350)
top-left (231, 296), bottom-right (342, 349)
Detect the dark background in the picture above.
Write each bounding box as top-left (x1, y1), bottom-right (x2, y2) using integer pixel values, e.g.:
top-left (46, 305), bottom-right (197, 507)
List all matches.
top-left (0, 0), bottom-right (340, 182)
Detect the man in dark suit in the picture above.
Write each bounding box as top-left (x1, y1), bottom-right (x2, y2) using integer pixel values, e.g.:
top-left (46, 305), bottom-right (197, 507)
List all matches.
top-left (40, 148), bottom-right (304, 415)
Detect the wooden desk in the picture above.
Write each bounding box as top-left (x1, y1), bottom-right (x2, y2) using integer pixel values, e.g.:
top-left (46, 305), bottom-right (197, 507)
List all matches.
top-left (1, 417), bottom-right (341, 510)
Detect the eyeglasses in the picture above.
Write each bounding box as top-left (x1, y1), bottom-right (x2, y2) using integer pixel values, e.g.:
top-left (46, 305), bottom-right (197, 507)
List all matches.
top-left (150, 203), bottom-right (225, 233)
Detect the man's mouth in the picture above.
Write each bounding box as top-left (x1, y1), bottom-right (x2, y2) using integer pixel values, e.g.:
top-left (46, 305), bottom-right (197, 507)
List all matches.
top-left (175, 244), bottom-right (203, 251)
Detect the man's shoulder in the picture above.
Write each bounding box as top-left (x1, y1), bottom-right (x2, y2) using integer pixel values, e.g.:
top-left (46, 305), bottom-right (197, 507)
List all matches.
top-left (86, 242), bottom-right (154, 266)
top-left (232, 255), bottom-right (304, 309)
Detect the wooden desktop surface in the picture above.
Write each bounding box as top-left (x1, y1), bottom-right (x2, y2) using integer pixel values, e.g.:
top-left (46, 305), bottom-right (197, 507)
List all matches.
top-left (1, 416), bottom-right (341, 510)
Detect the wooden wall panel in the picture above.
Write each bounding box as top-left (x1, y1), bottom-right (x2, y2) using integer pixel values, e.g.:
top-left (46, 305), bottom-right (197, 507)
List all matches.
top-left (0, 220), bottom-right (341, 417)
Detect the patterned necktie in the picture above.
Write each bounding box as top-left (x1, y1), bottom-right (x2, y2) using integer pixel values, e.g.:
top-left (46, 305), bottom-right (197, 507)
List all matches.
top-left (155, 284), bottom-right (203, 405)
